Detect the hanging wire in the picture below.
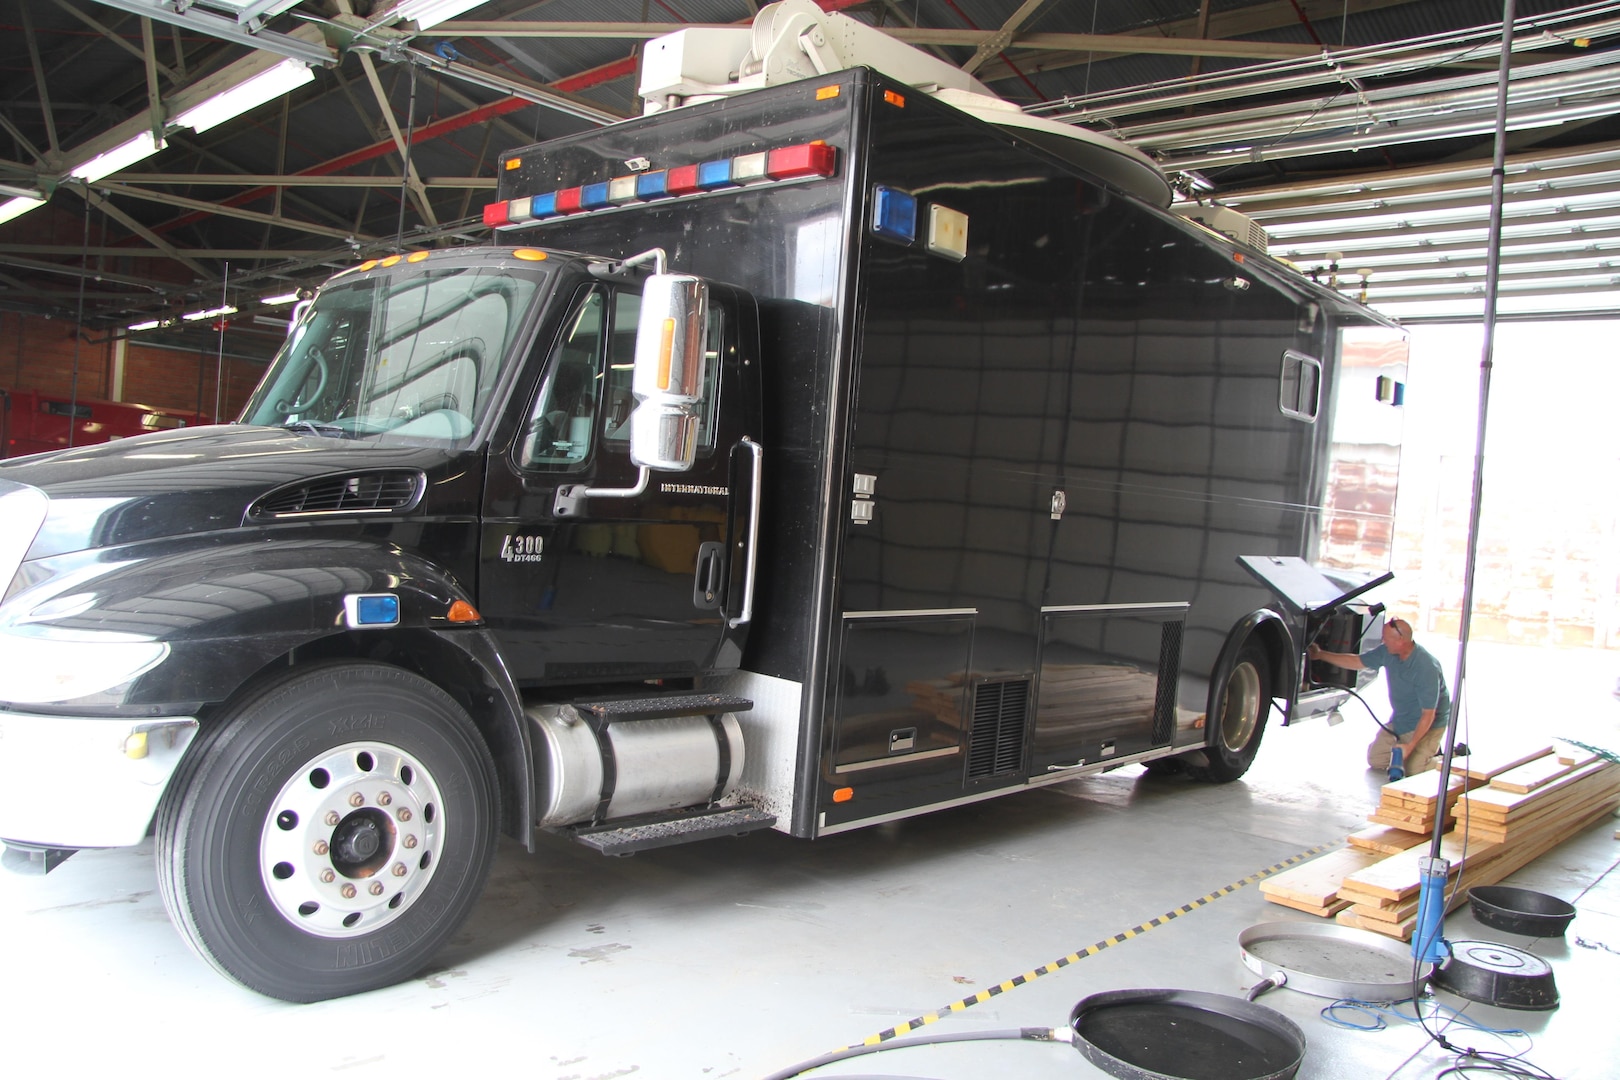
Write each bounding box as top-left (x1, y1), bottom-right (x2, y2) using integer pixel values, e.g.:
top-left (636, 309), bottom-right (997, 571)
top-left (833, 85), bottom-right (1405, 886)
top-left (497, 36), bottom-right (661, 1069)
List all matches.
top-left (396, 63), bottom-right (419, 253)
top-left (213, 262), bottom-right (229, 424)
top-left (67, 186), bottom-right (93, 448)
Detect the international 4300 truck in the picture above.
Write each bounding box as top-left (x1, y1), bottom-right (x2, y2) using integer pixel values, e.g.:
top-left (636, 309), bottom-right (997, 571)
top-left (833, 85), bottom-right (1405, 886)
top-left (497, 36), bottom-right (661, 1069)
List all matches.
top-left (0, 2), bottom-right (1404, 1000)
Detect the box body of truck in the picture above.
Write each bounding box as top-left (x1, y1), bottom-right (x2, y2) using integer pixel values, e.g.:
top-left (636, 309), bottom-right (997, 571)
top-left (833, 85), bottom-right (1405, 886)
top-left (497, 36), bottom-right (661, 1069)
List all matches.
top-left (0, 65), bottom-right (1404, 1000)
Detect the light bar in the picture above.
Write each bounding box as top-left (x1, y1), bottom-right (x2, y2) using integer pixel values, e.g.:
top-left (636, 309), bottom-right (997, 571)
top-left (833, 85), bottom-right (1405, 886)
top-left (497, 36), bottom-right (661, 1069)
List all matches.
top-left (127, 320), bottom-right (162, 332)
top-left (172, 59), bottom-right (314, 134)
top-left (181, 305), bottom-right (238, 322)
top-left (483, 141), bottom-right (837, 231)
top-left (260, 291), bottom-right (301, 306)
top-left (70, 131), bottom-right (161, 184)
top-left (0, 195), bottom-right (46, 225)
top-left (393, 0), bottom-right (486, 31)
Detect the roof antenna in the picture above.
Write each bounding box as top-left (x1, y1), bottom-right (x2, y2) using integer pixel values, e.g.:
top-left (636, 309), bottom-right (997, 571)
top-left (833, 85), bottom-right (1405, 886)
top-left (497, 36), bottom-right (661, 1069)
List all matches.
top-left (396, 63), bottom-right (419, 254)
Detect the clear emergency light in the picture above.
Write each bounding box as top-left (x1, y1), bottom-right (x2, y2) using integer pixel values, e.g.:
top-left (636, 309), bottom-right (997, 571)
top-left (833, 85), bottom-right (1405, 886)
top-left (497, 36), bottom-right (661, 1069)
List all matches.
top-left (484, 141), bottom-right (836, 230)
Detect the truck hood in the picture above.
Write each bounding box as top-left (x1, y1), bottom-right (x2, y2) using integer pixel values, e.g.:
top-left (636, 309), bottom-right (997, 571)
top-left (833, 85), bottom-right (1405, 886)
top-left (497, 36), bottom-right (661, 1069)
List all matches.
top-left (0, 424), bottom-right (471, 561)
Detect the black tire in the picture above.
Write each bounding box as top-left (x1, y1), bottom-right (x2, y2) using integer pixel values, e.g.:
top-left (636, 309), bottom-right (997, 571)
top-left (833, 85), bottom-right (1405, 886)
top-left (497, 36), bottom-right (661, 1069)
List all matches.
top-left (155, 662), bottom-right (498, 1002)
top-left (1187, 638), bottom-right (1272, 784)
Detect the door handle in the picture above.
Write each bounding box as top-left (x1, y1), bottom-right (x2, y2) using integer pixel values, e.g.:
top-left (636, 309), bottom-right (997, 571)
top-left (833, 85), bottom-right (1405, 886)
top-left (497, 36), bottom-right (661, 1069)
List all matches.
top-left (693, 541), bottom-right (724, 610)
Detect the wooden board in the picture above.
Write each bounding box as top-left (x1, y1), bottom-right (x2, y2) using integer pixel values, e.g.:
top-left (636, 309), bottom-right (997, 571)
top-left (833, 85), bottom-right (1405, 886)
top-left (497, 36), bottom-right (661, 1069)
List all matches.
top-left (1383, 770), bottom-right (1468, 807)
top-left (1489, 748), bottom-right (1597, 794)
top-left (1347, 824), bottom-right (1428, 856)
top-left (1341, 831), bottom-right (1502, 902)
top-left (1264, 893), bottom-right (1353, 917)
top-left (1460, 760), bottom-right (1617, 819)
top-left (1259, 846), bottom-right (1383, 907)
top-left (1457, 743), bottom-right (1556, 782)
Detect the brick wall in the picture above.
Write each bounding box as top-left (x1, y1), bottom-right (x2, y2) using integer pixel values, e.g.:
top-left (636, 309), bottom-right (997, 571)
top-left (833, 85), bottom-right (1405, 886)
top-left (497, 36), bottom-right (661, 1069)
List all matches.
top-left (0, 311), bottom-right (262, 419)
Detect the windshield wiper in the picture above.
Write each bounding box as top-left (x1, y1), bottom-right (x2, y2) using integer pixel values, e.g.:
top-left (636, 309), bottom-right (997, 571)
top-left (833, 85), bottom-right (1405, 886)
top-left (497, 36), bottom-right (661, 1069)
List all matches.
top-left (283, 420), bottom-right (350, 439)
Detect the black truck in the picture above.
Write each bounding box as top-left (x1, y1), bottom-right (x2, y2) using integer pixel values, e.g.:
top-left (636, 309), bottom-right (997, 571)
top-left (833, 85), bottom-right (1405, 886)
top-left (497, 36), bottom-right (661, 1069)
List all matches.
top-left (0, 61), bottom-right (1403, 1001)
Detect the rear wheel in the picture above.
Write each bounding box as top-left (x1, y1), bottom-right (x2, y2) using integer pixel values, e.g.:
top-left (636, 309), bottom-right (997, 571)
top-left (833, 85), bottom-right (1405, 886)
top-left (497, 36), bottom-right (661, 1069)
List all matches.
top-left (155, 662), bottom-right (497, 1002)
top-left (1187, 638), bottom-right (1272, 783)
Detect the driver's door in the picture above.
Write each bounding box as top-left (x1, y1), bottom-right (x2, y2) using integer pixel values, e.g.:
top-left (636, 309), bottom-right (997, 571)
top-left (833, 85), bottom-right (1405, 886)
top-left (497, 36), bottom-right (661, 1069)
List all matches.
top-left (479, 281), bottom-right (753, 685)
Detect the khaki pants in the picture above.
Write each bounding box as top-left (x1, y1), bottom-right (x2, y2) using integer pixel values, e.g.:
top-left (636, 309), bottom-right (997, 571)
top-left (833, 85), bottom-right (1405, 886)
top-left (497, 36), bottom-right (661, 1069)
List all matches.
top-left (1367, 724), bottom-right (1447, 775)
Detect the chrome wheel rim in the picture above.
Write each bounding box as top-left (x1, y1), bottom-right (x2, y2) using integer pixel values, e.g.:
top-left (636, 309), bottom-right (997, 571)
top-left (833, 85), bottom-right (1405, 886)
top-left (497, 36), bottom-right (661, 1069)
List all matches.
top-left (259, 741), bottom-right (444, 937)
top-left (1218, 661), bottom-right (1263, 754)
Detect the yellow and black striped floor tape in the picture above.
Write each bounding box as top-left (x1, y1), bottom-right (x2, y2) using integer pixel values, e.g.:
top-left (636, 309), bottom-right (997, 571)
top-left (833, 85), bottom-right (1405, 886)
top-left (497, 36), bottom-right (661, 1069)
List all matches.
top-left (854, 841), bottom-right (1335, 1048)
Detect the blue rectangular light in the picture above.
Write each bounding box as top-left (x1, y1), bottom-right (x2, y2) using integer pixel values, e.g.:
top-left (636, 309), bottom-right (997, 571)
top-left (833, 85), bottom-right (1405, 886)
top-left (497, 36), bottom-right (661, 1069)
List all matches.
top-left (529, 191), bottom-right (558, 218)
top-left (580, 182), bottom-right (612, 209)
top-left (696, 159), bottom-right (734, 189)
top-left (871, 186), bottom-right (917, 244)
top-left (346, 593), bottom-right (400, 627)
top-left (636, 171), bottom-right (669, 199)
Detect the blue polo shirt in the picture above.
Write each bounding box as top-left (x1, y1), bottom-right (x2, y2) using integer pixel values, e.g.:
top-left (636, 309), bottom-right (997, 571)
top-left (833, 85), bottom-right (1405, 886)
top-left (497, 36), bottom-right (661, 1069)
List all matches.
top-left (1359, 642), bottom-right (1451, 737)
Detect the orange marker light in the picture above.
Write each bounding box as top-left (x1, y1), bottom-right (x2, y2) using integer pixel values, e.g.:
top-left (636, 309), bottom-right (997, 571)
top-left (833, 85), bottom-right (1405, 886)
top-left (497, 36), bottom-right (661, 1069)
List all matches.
top-left (657, 317), bottom-right (676, 390)
top-left (504, 158), bottom-right (522, 170)
top-left (832, 787), bottom-right (854, 803)
top-left (884, 90), bottom-right (905, 107)
top-left (1233, 252), bottom-right (1247, 263)
top-left (358, 260), bottom-right (378, 271)
top-left (407, 250), bottom-right (431, 263)
top-left (512, 248), bottom-right (548, 261)
top-left (816, 85), bottom-right (841, 101)
top-left (379, 254), bottom-right (402, 267)
top-left (447, 600), bottom-right (482, 623)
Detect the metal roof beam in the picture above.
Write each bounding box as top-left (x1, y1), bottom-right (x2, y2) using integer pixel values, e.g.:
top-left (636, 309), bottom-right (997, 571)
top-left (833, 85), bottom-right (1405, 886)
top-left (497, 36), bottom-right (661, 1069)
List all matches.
top-left (85, 0), bottom-right (336, 67)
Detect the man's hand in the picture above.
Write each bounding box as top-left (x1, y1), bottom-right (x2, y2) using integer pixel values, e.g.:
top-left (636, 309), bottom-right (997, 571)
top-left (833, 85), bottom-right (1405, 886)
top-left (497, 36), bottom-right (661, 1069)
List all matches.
top-left (1307, 642), bottom-right (1322, 660)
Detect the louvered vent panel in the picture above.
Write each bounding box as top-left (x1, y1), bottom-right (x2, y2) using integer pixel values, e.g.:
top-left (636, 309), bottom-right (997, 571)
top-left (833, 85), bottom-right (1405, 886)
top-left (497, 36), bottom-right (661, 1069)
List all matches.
top-left (1152, 621), bottom-right (1185, 745)
top-left (967, 678), bottom-right (1030, 780)
top-left (251, 471), bottom-right (423, 518)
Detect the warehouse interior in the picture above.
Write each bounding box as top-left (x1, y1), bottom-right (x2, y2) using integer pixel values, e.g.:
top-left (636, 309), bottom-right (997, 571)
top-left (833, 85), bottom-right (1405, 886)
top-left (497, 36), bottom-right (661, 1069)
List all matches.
top-left (1, 2), bottom-right (1618, 1078)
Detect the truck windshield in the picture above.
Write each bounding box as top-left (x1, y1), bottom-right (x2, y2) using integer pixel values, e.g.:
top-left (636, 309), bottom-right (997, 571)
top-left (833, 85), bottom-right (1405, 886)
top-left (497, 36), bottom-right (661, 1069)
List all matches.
top-left (241, 264), bottom-right (547, 443)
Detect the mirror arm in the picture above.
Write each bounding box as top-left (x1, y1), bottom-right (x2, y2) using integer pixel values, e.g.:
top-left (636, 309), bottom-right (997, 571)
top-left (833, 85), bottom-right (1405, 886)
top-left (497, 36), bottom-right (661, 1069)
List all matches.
top-left (552, 466), bottom-right (651, 518)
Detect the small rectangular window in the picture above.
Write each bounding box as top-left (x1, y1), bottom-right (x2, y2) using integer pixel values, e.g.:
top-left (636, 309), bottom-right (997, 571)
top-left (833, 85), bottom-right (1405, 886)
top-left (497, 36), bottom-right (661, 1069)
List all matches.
top-left (1279, 349), bottom-right (1322, 422)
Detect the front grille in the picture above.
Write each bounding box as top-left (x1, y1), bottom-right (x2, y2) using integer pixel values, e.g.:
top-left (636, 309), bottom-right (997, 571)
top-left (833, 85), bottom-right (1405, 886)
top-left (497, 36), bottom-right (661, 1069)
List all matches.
top-left (249, 471), bottom-right (424, 519)
top-left (967, 678), bottom-right (1029, 780)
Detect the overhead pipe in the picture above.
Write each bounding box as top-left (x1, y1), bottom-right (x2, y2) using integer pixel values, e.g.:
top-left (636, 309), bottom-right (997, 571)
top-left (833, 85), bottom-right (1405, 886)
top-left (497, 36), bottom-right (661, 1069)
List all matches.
top-left (1033, 3), bottom-right (1620, 122)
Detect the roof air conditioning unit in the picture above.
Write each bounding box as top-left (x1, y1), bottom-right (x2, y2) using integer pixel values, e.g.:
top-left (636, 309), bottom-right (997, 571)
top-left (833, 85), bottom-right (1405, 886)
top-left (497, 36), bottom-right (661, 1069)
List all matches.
top-left (1173, 204), bottom-right (1269, 251)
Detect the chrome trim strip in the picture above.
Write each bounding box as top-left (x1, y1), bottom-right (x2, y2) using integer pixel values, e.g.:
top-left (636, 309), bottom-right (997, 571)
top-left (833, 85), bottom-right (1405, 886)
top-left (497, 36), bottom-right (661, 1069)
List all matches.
top-left (841, 607), bottom-right (977, 620)
top-left (728, 437), bottom-right (763, 629)
top-left (832, 745), bottom-right (960, 774)
top-left (1040, 601), bottom-right (1191, 613)
top-left (817, 784), bottom-right (1015, 835)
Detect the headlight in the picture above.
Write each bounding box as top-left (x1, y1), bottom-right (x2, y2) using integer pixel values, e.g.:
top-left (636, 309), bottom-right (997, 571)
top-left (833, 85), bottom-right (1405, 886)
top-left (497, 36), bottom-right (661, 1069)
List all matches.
top-left (0, 629), bottom-right (170, 705)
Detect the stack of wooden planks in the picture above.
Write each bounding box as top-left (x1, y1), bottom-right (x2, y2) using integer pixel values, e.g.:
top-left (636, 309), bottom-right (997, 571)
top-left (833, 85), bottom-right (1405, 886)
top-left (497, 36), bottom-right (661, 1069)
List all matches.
top-left (1260, 741), bottom-right (1618, 940)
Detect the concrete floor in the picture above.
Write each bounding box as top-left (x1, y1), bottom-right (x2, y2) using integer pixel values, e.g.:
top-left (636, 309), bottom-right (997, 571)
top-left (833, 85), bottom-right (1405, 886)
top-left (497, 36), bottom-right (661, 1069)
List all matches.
top-left (4, 640), bottom-right (1618, 1080)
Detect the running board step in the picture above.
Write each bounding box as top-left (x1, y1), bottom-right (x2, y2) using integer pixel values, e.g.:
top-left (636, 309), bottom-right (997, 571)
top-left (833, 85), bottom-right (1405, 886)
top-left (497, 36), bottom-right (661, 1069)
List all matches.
top-left (574, 692), bottom-right (753, 726)
top-left (567, 806), bottom-right (777, 856)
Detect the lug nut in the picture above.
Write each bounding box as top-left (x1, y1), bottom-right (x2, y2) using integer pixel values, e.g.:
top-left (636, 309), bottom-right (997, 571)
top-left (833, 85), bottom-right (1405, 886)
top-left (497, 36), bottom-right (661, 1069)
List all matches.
top-left (340, 884), bottom-right (357, 899)
top-left (402, 835), bottom-right (417, 849)
top-left (391, 863), bottom-right (407, 877)
top-left (313, 840), bottom-right (329, 856)
top-left (396, 808), bottom-right (412, 822)
top-left (369, 881), bottom-right (384, 896)
top-left (377, 792), bottom-right (392, 806)
top-left (348, 792), bottom-right (365, 807)
top-left (319, 869), bottom-right (335, 883)
top-left (325, 811), bottom-right (341, 826)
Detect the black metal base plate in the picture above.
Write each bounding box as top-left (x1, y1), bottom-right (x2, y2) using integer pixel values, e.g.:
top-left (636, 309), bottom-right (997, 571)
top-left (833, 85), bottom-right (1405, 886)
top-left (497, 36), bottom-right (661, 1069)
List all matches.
top-left (567, 806), bottom-right (777, 856)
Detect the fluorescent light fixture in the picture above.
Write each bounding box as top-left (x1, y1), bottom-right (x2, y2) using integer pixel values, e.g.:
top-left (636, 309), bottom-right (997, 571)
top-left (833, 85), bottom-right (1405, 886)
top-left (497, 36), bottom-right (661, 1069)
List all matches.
top-left (181, 305), bottom-right (238, 322)
top-left (70, 131), bottom-right (160, 184)
top-left (0, 195), bottom-right (46, 225)
top-left (172, 59), bottom-right (315, 135)
top-left (260, 291), bottom-right (301, 306)
top-left (393, 0), bottom-right (486, 31)
top-left (127, 320), bottom-right (162, 332)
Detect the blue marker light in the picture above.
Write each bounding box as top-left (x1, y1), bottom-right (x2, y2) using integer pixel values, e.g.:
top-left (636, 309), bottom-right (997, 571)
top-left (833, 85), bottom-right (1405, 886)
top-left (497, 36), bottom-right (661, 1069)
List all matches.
top-left (871, 186), bottom-right (917, 244)
top-left (580, 182), bottom-right (612, 209)
top-left (345, 593), bottom-right (400, 628)
top-left (696, 159), bottom-right (734, 189)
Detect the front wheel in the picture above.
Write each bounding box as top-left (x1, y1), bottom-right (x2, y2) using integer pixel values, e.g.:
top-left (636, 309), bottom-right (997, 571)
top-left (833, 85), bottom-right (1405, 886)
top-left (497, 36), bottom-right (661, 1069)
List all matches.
top-left (155, 663), bottom-right (498, 1002)
top-left (1186, 638), bottom-right (1272, 784)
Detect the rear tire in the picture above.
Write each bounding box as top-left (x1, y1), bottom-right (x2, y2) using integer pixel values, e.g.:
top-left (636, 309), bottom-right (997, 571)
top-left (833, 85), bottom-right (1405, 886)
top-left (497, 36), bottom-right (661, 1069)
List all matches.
top-left (1187, 638), bottom-right (1272, 784)
top-left (155, 662), bottom-right (497, 1002)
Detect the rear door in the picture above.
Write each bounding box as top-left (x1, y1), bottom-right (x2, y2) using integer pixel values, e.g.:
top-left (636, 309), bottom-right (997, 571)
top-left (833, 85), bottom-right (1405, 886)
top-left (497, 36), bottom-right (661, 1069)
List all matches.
top-left (479, 280), bottom-right (757, 684)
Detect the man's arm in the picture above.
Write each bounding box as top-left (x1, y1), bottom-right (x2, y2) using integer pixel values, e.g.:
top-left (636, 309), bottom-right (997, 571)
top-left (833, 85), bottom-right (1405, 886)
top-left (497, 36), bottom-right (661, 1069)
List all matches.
top-left (1307, 642), bottom-right (1366, 670)
top-left (1401, 708), bottom-right (1437, 757)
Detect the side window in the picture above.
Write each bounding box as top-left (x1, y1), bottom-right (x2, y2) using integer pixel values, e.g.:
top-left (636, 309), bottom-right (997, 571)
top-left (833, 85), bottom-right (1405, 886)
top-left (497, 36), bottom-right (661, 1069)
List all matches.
top-left (521, 289), bottom-right (604, 468)
top-left (1279, 349), bottom-right (1322, 422)
top-left (603, 293), bottom-right (726, 451)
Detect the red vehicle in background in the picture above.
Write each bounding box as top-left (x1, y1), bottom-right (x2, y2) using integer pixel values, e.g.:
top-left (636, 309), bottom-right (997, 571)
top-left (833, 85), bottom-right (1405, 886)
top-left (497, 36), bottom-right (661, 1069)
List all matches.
top-left (0, 389), bottom-right (209, 459)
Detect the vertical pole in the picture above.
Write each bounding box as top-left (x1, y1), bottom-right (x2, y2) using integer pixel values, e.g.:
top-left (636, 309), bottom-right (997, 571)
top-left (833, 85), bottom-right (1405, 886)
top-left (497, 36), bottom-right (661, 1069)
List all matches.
top-left (1413, 0), bottom-right (1516, 964)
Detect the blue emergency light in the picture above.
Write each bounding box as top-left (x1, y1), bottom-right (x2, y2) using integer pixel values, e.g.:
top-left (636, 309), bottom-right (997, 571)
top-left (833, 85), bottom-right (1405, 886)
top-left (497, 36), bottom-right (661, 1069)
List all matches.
top-left (871, 186), bottom-right (917, 244)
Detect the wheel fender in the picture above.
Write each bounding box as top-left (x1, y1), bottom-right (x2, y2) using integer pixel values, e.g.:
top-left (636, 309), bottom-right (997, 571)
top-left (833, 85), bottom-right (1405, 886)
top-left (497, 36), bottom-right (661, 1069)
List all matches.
top-left (1205, 609), bottom-right (1294, 743)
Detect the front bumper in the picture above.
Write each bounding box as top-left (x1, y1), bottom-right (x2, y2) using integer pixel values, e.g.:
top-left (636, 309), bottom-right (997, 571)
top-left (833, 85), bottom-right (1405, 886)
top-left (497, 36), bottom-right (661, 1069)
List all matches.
top-left (0, 711), bottom-right (197, 850)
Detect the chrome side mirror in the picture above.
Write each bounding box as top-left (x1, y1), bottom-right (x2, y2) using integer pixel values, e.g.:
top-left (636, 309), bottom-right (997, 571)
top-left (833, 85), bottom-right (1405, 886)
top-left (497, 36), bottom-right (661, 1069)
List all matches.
top-left (629, 273), bottom-right (708, 472)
